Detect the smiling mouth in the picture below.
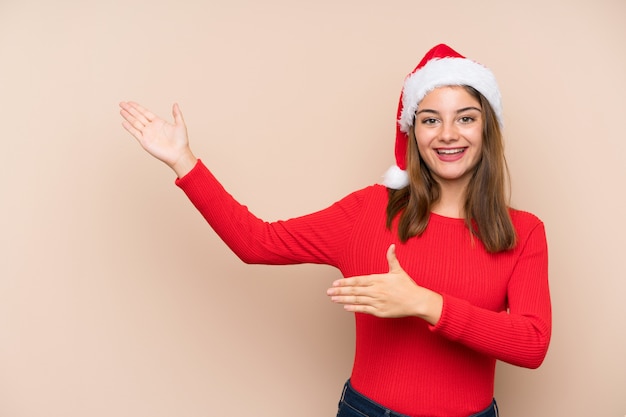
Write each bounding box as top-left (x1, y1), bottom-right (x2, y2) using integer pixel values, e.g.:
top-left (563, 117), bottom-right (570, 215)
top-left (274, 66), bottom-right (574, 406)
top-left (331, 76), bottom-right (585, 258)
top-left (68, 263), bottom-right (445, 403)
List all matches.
top-left (436, 148), bottom-right (466, 155)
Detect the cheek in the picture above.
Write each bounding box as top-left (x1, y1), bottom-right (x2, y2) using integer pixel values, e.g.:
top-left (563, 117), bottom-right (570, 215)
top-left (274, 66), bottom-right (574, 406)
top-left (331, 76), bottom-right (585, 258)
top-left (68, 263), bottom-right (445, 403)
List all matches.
top-left (413, 128), bottom-right (433, 152)
top-left (414, 142), bottom-right (437, 172)
top-left (467, 126), bottom-right (484, 144)
top-left (473, 139), bottom-right (484, 156)
top-left (414, 139), bottom-right (430, 160)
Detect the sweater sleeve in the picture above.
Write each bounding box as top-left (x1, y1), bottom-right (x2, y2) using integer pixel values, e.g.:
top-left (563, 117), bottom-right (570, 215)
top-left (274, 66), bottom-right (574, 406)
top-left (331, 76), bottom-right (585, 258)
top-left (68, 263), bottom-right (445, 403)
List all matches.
top-left (174, 160), bottom-right (360, 267)
top-left (430, 221), bottom-right (552, 369)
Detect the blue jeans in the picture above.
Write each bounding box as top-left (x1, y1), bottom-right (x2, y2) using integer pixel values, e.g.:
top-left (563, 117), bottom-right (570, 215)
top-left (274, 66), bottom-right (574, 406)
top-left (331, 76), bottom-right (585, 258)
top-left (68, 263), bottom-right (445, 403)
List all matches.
top-left (336, 380), bottom-right (499, 417)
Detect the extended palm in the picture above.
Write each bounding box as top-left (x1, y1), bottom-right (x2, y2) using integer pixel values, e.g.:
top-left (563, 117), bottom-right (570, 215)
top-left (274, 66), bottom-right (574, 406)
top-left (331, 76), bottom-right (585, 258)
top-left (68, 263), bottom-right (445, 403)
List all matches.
top-left (120, 101), bottom-right (190, 169)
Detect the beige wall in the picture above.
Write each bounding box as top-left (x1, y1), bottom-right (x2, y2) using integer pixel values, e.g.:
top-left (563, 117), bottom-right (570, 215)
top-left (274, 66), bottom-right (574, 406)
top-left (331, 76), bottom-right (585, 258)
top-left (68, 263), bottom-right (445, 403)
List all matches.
top-left (1, 0), bottom-right (624, 416)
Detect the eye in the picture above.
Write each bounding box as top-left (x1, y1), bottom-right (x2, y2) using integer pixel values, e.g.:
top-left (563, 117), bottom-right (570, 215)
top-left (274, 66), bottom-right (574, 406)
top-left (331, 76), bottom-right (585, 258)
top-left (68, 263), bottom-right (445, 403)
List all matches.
top-left (420, 117), bottom-right (439, 125)
top-left (459, 116), bottom-right (475, 124)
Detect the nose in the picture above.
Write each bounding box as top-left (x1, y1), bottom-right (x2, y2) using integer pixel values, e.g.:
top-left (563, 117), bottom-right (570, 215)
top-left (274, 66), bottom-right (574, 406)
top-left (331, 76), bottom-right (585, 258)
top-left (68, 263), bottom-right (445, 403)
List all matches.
top-left (440, 120), bottom-right (460, 142)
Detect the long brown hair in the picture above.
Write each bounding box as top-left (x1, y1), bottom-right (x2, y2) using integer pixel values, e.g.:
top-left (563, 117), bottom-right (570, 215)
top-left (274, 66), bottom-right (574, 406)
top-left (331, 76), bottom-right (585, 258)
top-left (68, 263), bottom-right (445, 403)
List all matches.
top-left (385, 86), bottom-right (517, 253)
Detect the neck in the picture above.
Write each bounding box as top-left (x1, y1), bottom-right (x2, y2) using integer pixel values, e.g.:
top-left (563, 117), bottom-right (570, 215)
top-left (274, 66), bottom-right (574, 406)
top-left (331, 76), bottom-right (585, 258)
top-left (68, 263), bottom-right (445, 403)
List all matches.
top-left (431, 179), bottom-right (468, 219)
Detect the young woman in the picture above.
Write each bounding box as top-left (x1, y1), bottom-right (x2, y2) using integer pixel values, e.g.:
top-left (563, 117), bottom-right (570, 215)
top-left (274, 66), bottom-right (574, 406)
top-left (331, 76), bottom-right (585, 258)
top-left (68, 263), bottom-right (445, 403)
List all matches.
top-left (120, 44), bottom-right (551, 417)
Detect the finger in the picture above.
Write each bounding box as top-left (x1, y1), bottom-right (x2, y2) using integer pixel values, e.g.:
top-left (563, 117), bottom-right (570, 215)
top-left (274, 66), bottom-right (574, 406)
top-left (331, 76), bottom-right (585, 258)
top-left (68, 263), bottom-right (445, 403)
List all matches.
top-left (121, 119), bottom-right (143, 141)
top-left (386, 244), bottom-right (402, 273)
top-left (126, 101), bottom-right (158, 124)
top-left (119, 101), bottom-right (141, 121)
top-left (328, 280), bottom-right (378, 300)
top-left (343, 304), bottom-right (375, 314)
top-left (172, 102), bottom-right (185, 126)
top-left (331, 294), bottom-right (368, 306)
top-left (119, 107), bottom-right (139, 125)
top-left (119, 102), bottom-right (149, 129)
top-left (120, 108), bottom-right (148, 136)
top-left (327, 285), bottom-right (355, 297)
top-left (335, 295), bottom-right (380, 315)
top-left (124, 103), bottom-right (153, 126)
top-left (330, 276), bottom-right (371, 288)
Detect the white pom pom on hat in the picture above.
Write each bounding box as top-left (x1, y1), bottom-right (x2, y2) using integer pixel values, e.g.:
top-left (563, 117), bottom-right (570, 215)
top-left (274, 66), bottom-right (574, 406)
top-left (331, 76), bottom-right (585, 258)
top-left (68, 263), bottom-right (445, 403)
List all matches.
top-left (382, 44), bottom-right (504, 189)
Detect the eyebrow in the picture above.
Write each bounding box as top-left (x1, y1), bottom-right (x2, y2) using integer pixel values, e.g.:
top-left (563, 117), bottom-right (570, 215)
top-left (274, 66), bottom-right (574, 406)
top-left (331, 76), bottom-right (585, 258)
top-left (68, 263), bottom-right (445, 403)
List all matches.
top-left (416, 106), bottom-right (482, 115)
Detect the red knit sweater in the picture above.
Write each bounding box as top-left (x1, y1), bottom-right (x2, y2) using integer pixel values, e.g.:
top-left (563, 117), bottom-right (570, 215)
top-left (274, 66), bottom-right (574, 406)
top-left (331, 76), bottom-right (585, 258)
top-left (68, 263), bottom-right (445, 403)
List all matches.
top-left (175, 160), bottom-right (551, 417)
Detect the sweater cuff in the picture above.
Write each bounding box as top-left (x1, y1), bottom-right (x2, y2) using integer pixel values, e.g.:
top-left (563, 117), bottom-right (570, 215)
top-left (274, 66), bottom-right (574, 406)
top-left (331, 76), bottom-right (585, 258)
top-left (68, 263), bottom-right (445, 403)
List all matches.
top-left (429, 294), bottom-right (473, 341)
top-left (174, 159), bottom-right (205, 187)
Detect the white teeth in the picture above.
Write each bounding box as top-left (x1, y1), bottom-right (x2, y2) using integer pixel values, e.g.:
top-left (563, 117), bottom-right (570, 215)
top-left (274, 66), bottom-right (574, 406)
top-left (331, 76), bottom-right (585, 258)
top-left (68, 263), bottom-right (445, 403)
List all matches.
top-left (437, 148), bottom-right (464, 155)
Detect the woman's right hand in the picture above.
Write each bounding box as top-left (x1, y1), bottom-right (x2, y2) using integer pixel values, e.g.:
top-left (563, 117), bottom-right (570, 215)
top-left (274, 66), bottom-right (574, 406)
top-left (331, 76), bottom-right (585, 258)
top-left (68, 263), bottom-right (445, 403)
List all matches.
top-left (120, 101), bottom-right (197, 178)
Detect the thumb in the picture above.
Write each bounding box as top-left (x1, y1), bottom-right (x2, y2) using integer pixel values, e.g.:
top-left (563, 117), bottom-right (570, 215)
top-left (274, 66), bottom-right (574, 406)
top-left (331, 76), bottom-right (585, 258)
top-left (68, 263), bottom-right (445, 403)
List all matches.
top-left (172, 102), bottom-right (185, 126)
top-left (386, 244), bottom-right (402, 273)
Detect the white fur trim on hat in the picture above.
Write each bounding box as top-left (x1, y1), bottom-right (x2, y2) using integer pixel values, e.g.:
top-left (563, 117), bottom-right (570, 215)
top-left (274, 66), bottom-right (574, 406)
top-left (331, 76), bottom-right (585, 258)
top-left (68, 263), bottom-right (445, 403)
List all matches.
top-left (398, 57), bottom-right (503, 133)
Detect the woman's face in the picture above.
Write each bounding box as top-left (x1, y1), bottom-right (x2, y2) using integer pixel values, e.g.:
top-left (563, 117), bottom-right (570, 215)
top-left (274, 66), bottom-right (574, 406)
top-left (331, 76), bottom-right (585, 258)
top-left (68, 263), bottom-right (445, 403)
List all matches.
top-left (413, 86), bottom-right (483, 188)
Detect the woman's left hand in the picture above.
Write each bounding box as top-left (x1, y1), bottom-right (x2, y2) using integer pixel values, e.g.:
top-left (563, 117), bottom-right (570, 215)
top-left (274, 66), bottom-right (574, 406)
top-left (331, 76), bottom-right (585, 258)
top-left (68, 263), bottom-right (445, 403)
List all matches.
top-left (326, 244), bottom-right (443, 324)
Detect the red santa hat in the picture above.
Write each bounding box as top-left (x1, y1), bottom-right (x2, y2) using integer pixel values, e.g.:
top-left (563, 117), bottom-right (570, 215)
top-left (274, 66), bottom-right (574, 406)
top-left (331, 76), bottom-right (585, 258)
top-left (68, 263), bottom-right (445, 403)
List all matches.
top-left (382, 44), bottom-right (504, 189)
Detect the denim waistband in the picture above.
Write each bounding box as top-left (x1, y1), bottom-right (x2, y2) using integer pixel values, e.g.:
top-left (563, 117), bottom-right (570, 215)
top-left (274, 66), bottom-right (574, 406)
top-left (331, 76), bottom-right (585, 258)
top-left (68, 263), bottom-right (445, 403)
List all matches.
top-left (339, 380), bottom-right (409, 417)
top-left (339, 380), bottom-right (498, 417)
